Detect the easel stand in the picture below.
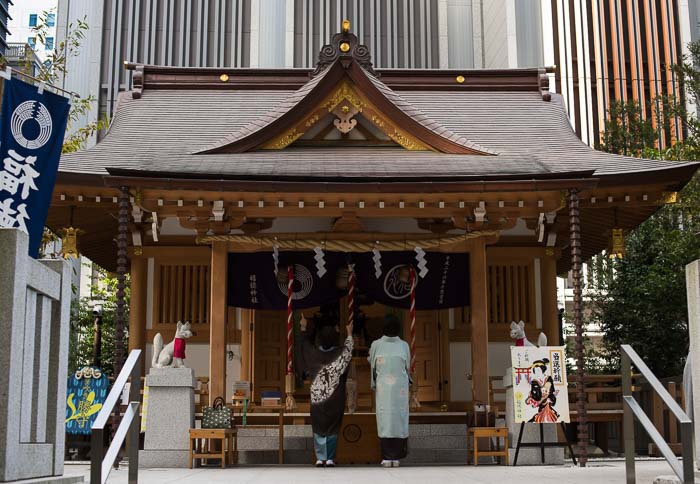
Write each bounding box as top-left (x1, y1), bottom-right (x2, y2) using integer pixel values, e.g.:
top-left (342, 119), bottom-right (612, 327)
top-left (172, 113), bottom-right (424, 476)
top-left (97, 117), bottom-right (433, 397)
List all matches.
top-left (513, 422), bottom-right (577, 466)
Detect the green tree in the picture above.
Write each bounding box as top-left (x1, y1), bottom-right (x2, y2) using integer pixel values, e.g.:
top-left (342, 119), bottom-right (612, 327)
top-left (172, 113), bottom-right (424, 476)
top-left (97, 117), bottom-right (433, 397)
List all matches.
top-left (591, 39), bottom-right (700, 377)
top-left (68, 266), bottom-right (130, 377)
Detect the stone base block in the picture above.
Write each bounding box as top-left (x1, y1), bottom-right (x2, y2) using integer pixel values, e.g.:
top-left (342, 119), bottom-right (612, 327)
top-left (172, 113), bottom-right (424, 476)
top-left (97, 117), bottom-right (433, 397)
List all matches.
top-left (139, 449), bottom-right (191, 468)
top-left (1, 476), bottom-right (84, 484)
top-left (508, 447), bottom-right (564, 465)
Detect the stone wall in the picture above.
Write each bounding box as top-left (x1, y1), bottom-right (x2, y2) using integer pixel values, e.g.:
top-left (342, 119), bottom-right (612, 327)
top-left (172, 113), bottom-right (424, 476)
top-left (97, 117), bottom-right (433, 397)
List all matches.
top-left (0, 229), bottom-right (72, 482)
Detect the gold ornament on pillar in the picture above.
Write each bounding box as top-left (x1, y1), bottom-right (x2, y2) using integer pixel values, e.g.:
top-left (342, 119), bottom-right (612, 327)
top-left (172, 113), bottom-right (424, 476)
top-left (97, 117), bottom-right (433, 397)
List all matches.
top-left (60, 227), bottom-right (82, 259)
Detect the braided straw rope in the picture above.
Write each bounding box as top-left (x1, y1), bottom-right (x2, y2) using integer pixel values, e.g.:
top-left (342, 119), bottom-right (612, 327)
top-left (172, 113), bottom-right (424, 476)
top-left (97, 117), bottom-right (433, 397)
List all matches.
top-left (198, 231), bottom-right (497, 251)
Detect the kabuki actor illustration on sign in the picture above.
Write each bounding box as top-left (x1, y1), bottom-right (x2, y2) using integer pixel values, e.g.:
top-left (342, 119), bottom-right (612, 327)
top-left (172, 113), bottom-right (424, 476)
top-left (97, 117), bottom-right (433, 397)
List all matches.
top-left (0, 78), bottom-right (70, 257)
top-left (511, 346), bottom-right (570, 423)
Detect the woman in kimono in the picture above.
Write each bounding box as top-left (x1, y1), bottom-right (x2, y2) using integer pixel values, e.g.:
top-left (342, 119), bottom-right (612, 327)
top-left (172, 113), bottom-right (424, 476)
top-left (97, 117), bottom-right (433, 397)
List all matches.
top-left (368, 314), bottom-right (411, 467)
top-left (299, 313), bottom-right (353, 467)
top-left (526, 358), bottom-right (560, 423)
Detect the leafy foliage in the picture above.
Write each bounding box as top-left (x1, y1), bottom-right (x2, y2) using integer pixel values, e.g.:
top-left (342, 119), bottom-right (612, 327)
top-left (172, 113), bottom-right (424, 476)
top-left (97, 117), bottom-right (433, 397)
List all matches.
top-left (31, 8), bottom-right (110, 153)
top-left (590, 39), bottom-right (700, 377)
top-left (68, 266), bottom-right (130, 377)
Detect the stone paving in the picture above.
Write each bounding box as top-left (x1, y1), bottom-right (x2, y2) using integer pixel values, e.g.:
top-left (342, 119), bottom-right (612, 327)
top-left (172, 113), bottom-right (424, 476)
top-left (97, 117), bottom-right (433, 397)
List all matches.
top-left (63, 459), bottom-right (691, 483)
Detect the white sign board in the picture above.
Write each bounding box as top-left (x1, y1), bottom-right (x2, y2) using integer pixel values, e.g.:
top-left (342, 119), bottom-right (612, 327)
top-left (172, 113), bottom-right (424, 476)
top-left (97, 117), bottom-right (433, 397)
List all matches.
top-left (510, 346), bottom-right (570, 423)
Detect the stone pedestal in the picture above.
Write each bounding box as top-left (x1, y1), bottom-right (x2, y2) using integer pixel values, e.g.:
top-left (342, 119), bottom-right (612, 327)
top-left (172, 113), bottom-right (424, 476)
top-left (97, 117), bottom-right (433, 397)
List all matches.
top-left (140, 367), bottom-right (196, 468)
top-left (504, 367), bottom-right (564, 465)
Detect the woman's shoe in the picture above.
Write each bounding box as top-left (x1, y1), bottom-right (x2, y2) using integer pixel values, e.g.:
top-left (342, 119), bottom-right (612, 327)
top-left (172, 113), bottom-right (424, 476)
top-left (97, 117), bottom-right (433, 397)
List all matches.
top-left (381, 460), bottom-right (392, 467)
top-left (325, 460), bottom-right (335, 467)
top-left (315, 460), bottom-right (325, 467)
top-left (391, 460), bottom-right (400, 467)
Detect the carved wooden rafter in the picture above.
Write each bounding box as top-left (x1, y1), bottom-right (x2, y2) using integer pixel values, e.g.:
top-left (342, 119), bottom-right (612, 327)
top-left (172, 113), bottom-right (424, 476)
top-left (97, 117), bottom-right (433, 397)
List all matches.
top-left (177, 209), bottom-right (247, 236)
top-left (261, 80), bottom-right (431, 151)
top-left (332, 211), bottom-right (365, 232)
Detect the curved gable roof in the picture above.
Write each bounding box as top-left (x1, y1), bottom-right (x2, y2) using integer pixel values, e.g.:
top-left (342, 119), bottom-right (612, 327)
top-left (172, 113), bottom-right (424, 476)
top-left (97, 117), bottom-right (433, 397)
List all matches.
top-left (195, 31), bottom-right (494, 155)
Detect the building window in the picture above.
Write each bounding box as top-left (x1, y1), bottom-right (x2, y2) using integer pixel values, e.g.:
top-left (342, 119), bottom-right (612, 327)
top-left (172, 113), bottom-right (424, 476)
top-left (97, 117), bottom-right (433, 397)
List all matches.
top-left (47, 13), bottom-right (56, 27)
top-left (27, 37), bottom-right (36, 49)
top-left (29, 13), bottom-right (37, 27)
top-left (45, 37), bottom-right (54, 50)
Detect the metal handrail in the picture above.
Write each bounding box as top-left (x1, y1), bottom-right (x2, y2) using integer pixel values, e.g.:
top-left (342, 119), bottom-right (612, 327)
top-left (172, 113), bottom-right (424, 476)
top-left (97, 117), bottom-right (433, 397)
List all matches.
top-left (621, 344), bottom-right (694, 483)
top-left (91, 350), bottom-right (142, 484)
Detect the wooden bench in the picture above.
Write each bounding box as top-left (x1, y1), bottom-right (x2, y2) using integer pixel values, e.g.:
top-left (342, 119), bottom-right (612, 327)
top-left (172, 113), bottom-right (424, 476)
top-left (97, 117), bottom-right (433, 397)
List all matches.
top-left (189, 428), bottom-right (237, 469)
top-left (468, 427), bottom-right (508, 466)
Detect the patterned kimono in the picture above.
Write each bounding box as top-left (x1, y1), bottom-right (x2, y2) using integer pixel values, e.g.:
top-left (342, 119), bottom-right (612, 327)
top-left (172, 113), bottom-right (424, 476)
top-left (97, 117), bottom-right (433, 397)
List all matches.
top-left (299, 330), bottom-right (353, 461)
top-left (368, 335), bottom-right (410, 459)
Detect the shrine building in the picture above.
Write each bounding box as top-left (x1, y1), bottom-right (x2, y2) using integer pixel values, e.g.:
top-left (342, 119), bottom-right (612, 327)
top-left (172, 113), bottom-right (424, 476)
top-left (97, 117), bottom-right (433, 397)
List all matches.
top-left (50, 23), bottom-right (696, 446)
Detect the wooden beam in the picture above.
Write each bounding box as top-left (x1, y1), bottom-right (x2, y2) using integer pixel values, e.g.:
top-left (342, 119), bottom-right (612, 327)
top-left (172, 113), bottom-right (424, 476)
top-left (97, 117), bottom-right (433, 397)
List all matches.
top-left (209, 241), bottom-right (228, 405)
top-left (128, 256), bottom-right (148, 359)
top-left (470, 237), bottom-right (489, 403)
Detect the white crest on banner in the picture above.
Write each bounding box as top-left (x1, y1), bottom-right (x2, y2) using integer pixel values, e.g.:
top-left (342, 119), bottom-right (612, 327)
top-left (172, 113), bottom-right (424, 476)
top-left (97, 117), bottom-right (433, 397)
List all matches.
top-left (414, 246), bottom-right (428, 278)
top-left (11, 100), bottom-right (53, 150)
top-left (272, 241), bottom-right (280, 275)
top-left (372, 243), bottom-right (382, 278)
top-left (314, 246), bottom-right (327, 277)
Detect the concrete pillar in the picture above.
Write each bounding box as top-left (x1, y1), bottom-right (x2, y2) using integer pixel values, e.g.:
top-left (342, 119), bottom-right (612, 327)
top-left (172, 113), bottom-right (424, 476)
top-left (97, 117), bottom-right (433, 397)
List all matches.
top-left (684, 260), bottom-right (700, 467)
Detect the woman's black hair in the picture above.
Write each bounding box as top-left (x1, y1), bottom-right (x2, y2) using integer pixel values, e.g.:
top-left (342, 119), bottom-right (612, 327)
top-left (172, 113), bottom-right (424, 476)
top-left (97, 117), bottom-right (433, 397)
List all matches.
top-left (318, 325), bottom-right (339, 349)
top-left (531, 358), bottom-right (550, 373)
top-left (383, 314), bottom-right (402, 337)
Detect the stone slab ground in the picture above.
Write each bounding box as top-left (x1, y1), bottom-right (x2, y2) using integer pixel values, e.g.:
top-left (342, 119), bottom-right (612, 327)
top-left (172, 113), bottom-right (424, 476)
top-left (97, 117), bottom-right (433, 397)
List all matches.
top-left (63, 459), bottom-right (694, 483)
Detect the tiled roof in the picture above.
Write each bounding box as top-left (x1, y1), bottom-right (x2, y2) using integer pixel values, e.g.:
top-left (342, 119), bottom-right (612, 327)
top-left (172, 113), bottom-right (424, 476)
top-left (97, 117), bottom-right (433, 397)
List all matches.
top-left (60, 83), bottom-right (697, 182)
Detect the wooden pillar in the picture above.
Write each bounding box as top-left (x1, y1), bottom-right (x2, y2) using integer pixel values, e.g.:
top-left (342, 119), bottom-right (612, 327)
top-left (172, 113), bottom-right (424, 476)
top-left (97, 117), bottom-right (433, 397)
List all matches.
top-left (541, 251), bottom-right (560, 346)
top-left (470, 237), bottom-right (489, 404)
top-left (240, 309), bottom-right (253, 381)
top-left (569, 189), bottom-right (588, 466)
top-left (128, 255), bottom-right (147, 354)
top-left (209, 241), bottom-right (228, 405)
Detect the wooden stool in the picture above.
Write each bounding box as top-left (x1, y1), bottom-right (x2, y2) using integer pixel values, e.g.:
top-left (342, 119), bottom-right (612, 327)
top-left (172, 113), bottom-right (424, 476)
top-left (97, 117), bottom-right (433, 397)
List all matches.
top-left (189, 428), bottom-right (237, 469)
top-left (468, 427), bottom-right (508, 465)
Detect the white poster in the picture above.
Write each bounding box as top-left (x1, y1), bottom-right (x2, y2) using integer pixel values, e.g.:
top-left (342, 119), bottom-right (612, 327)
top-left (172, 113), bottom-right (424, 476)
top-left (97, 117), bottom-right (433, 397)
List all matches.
top-left (510, 346), bottom-right (570, 423)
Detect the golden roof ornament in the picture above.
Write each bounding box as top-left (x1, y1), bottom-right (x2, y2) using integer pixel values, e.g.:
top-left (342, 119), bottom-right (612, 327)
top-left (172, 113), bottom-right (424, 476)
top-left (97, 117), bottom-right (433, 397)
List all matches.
top-left (342, 19), bottom-right (350, 33)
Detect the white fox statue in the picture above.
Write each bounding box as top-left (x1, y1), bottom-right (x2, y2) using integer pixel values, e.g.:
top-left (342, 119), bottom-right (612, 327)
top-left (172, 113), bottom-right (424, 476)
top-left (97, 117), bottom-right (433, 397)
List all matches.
top-left (509, 320), bottom-right (547, 347)
top-left (152, 321), bottom-right (194, 368)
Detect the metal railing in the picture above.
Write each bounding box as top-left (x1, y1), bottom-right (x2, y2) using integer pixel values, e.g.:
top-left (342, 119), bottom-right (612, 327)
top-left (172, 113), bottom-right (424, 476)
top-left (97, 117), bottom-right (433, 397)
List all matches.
top-left (91, 350), bottom-right (142, 484)
top-left (622, 344), bottom-right (694, 483)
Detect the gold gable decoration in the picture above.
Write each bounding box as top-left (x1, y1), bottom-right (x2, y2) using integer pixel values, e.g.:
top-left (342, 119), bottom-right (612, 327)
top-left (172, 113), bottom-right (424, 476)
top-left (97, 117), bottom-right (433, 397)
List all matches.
top-left (260, 80), bottom-right (431, 151)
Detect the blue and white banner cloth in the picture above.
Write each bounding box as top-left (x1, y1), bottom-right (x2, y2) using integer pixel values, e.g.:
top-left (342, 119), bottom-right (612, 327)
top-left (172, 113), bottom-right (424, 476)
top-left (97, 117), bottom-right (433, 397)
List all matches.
top-left (0, 78), bottom-right (70, 257)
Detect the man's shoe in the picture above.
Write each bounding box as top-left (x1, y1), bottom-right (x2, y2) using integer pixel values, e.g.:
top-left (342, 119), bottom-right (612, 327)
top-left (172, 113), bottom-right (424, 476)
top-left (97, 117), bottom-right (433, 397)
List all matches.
top-left (391, 460), bottom-right (400, 467)
top-left (315, 460), bottom-right (325, 467)
top-left (381, 460), bottom-right (392, 467)
top-left (325, 459), bottom-right (335, 467)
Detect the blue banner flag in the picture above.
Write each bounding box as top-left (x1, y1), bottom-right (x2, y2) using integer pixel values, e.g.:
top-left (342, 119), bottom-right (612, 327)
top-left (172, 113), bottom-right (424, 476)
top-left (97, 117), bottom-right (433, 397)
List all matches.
top-left (0, 78), bottom-right (70, 257)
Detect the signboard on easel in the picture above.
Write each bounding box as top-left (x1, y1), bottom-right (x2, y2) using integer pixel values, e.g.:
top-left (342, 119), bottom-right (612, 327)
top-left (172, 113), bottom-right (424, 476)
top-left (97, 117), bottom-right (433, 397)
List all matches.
top-left (510, 346), bottom-right (570, 423)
